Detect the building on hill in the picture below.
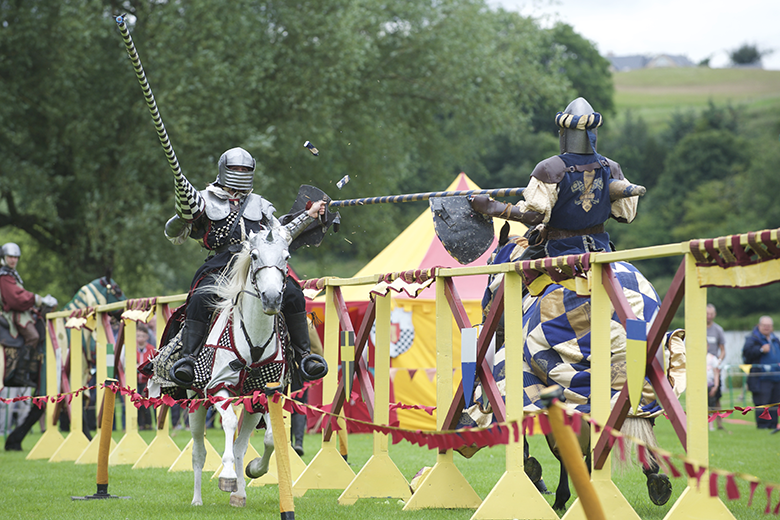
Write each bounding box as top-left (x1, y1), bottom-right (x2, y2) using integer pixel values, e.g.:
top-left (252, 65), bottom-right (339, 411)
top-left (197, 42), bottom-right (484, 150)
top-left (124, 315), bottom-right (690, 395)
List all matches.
top-left (608, 53), bottom-right (695, 72)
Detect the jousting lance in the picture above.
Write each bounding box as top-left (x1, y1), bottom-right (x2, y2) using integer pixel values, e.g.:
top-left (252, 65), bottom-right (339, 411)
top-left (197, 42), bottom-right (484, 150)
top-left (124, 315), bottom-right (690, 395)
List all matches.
top-left (115, 15), bottom-right (198, 215)
top-left (326, 187), bottom-right (525, 208)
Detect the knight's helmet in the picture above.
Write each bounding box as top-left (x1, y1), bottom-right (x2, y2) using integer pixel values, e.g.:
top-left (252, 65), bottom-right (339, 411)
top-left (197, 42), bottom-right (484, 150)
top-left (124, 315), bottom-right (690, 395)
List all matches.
top-left (216, 147), bottom-right (256, 191)
top-left (556, 97), bottom-right (602, 154)
top-left (1, 242), bottom-right (21, 267)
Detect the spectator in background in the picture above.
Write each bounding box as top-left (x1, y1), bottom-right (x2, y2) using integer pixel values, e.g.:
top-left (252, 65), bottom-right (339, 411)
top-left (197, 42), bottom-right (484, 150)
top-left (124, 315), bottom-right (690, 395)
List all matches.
top-left (743, 316), bottom-right (780, 431)
top-left (136, 323), bottom-right (155, 430)
top-left (706, 304), bottom-right (726, 430)
top-left (706, 351), bottom-right (722, 431)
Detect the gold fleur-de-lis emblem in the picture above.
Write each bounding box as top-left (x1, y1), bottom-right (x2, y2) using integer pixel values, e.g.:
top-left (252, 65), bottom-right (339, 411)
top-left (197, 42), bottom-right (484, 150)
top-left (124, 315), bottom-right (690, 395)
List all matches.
top-left (571, 170), bottom-right (604, 212)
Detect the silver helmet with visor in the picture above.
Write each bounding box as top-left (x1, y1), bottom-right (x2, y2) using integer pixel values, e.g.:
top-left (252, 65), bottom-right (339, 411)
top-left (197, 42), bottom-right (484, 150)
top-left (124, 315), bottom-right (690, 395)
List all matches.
top-left (216, 147), bottom-right (256, 191)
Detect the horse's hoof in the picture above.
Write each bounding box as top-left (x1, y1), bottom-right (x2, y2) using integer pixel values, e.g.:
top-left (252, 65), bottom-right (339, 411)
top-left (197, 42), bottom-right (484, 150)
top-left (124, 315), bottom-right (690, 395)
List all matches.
top-left (647, 473), bottom-right (672, 506)
top-left (219, 477), bottom-right (238, 492)
top-left (524, 456), bottom-right (543, 483)
top-left (229, 495), bottom-right (246, 507)
top-left (246, 458), bottom-right (269, 479)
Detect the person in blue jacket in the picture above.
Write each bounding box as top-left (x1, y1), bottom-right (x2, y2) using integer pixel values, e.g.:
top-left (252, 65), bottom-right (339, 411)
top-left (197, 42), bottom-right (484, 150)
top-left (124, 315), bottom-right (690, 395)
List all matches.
top-left (743, 316), bottom-right (780, 430)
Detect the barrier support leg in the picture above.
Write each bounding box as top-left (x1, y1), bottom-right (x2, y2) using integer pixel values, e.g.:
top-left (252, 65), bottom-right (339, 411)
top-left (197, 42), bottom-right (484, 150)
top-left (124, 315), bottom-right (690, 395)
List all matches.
top-left (133, 404), bottom-right (181, 469)
top-left (77, 316), bottom-right (117, 464)
top-left (50, 328), bottom-right (91, 462)
top-left (109, 320), bottom-right (148, 465)
top-left (563, 262), bottom-right (640, 520)
top-left (472, 271), bottom-right (557, 520)
top-left (293, 285), bottom-right (355, 497)
top-left (663, 254), bottom-right (735, 520)
top-left (403, 276), bottom-right (481, 511)
top-left (339, 294), bottom-right (410, 505)
top-left (27, 322), bottom-right (64, 459)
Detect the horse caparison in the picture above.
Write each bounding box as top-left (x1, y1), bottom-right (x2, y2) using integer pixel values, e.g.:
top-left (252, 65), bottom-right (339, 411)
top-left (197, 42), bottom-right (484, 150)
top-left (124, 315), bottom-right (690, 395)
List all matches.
top-left (148, 224), bottom-right (295, 507)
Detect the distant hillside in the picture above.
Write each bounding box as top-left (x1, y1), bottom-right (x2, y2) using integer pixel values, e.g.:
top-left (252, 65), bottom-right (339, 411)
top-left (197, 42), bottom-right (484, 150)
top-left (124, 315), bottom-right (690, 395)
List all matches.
top-left (612, 67), bottom-right (780, 129)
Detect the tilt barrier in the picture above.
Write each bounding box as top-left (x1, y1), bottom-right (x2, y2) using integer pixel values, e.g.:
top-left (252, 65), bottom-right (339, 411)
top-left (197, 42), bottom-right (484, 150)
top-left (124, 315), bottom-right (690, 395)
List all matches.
top-left (17, 228), bottom-right (780, 519)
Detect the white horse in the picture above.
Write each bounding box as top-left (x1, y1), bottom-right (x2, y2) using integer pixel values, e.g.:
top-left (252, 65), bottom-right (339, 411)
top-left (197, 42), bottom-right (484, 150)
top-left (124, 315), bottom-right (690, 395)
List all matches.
top-left (151, 224), bottom-right (294, 507)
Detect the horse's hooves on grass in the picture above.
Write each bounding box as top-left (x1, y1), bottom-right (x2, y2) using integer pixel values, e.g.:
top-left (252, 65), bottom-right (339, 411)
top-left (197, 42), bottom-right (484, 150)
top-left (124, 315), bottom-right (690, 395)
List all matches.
top-left (219, 477), bottom-right (239, 492)
top-left (229, 495), bottom-right (246, 507)
top-left (246, 458), bottom-right (269, 479)
top-left (647, 473), bottom-right (672, 506)
top-left (524, 456), bottom-right (543, 483)
top-left (455, 444), bottom-right (481, 459)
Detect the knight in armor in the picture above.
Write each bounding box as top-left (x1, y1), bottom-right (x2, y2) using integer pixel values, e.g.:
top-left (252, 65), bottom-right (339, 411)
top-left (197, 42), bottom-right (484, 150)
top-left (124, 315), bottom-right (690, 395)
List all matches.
top-left (1, 242), bottom-right (58, 451)
top-left (164, 147), bottom-right (328, 388)
top-left (470, 97), bottom-right (645, 258)
top-left (0, 243), bottom-right (57, 355)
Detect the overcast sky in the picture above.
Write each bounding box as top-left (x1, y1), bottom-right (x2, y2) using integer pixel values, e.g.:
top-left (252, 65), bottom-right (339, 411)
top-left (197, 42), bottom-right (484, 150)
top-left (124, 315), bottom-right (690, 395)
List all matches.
top-left (491, 0), bottom-right (780, 70)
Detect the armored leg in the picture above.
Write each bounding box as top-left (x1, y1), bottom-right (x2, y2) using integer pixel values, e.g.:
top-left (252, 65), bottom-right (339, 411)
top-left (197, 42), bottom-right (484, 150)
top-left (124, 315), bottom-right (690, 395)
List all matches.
top-left (291, 412), bottom-right (306, 457)
top-left (169, 319), bottom-right (209, 388)
top-left (286, 311), bottom-right (327, 382)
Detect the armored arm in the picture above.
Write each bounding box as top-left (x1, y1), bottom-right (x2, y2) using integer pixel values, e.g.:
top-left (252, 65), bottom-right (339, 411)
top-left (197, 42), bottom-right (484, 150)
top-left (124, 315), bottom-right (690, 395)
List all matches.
top-left (173, 171), bottom-right (205, 222)
top-left (165, 215), bottom-right (192, 244)
top-left (470, 195), bottom-right (544, 226)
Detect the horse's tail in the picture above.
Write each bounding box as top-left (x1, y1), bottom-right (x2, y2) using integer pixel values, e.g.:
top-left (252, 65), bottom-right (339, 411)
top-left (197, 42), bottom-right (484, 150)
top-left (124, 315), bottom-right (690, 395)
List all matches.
top-left (613, 417), bottom-right (658, 474)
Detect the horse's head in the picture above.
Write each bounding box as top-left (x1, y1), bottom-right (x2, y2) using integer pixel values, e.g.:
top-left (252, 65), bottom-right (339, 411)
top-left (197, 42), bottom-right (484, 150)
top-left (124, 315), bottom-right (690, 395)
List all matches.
top-left (245, 224), bottom-right (292, 315)
top-left (98, 273), bottom-right (125, 304)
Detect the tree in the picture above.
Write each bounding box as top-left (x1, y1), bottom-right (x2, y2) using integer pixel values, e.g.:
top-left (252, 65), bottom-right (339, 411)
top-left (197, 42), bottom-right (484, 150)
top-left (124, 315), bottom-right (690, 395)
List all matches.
top-left (0, 0), bottom-right (573, 301)
top-left (728, 43), bottom-right (773, 66)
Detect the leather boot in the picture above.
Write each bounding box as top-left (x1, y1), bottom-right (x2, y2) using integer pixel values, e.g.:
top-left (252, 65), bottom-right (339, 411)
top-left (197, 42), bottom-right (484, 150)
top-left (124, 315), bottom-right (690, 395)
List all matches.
top-left (170, 319), bottom-right (209, 388)
top-left (469, 195), bottom-right (544, 226)
top-left (291, 412), bottom-right (306, 456)
top-left (287, 312), bottom-right (327, 382)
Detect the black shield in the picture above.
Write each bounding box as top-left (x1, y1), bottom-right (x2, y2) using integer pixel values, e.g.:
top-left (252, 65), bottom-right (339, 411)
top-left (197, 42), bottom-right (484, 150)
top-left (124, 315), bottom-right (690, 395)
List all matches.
top-left (430, 196), bottom-right (494, 265)
top-left (282, 185), bottom-right (341, 252)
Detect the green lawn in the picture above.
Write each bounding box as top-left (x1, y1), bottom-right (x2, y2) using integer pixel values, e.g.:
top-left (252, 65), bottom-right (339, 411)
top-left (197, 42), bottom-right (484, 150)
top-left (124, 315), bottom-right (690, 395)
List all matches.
top-left (2, 397), bottom-right (779, 520)
top-left (612, 67), bottom-right (780, 129)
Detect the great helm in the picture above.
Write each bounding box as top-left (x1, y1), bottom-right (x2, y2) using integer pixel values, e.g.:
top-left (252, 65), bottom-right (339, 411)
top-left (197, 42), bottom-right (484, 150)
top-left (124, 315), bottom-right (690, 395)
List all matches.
top-left (556, 97), bottom-right (602, 154)
top-left (216, 147), bottom-right (256, 191)
top-left (2, 242), bottom-right (21, 257)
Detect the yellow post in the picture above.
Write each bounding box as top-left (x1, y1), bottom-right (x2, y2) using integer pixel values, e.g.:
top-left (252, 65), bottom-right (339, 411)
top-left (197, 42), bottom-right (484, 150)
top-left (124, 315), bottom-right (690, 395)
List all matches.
top-left (293, 285), bottom-right (354, 496)
top-left (27, 320), bottom-right (64, 459)
top-left (109, 319), bottom-right (148, 465)
top-left (76, 312), bottom-right (117, 464)
top-left (71, 378), bottom-right (128, 499)
top-left (404, 275), bottom-right (481, 511)
top-left (473, 271), bottom-right (557, 519)
top-left (545, 392), bottom-right (605, 520)
top-left (663, 254), bottom-right (735, 519)
top-left (564, 261), bottom-right (639, 520)
top-left (266, 382), bottom-right (296, 519)
top-left (339, 293), bottom-right (411, 504)
top-left (133, 303), bottom-right (181, 469)
top-left (49, 327), bottom-right (90, 462)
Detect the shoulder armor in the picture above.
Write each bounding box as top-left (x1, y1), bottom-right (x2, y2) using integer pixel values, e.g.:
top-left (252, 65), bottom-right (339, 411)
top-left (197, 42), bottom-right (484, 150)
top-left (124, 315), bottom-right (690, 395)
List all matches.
top-left (203, 190), bottom-right (276, 222)
top-left (244, 193), bottom-right (276, 222)
top-left (530, 156), bottom-right (567, 184)
top-left (606, 158), bottom-right (624, 180)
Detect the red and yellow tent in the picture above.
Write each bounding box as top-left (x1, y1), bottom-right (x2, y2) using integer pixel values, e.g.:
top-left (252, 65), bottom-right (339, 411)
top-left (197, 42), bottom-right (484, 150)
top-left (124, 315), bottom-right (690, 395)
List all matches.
top-left (308, 173), bottom-right (526, 430)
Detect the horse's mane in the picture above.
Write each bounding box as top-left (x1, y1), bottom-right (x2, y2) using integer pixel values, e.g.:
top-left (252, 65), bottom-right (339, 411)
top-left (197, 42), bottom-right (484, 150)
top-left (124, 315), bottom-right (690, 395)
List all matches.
top-left (211, 245), bottom-right (252, 317)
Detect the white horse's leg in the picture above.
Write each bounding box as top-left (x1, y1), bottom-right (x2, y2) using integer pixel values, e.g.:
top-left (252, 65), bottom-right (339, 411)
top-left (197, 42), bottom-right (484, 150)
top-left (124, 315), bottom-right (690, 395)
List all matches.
top-left (229, 410), bottom-right (263, 507)
top-left (214, 389), bottom-right (239, 492)
top-left (245, 411), bottom-right (274, 479)
top-left (190, 403), bottom-right (208, 506)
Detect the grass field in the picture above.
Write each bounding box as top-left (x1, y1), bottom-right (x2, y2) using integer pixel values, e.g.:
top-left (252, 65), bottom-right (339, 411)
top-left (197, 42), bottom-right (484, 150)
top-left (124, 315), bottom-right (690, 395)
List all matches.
top-left (2, 391), bottom-right (779, 520)
top-left (612, 66), bottom-right (780, 130)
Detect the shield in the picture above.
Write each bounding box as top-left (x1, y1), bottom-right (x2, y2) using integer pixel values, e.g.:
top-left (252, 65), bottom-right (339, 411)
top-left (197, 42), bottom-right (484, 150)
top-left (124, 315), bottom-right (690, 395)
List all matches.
top-left (430, 196), bottom-right (494, 265)
top-left (284, 185), bottom-right (341, 252)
